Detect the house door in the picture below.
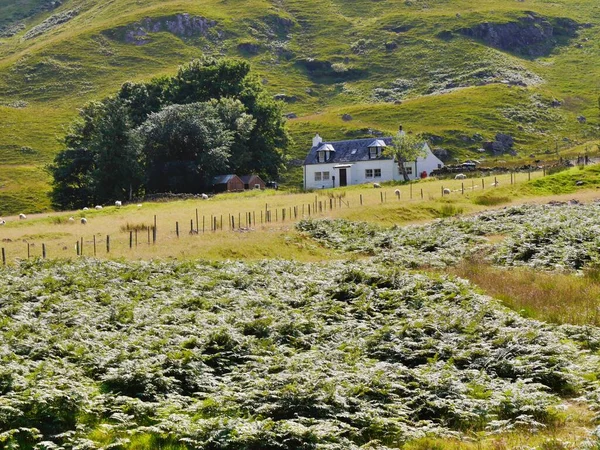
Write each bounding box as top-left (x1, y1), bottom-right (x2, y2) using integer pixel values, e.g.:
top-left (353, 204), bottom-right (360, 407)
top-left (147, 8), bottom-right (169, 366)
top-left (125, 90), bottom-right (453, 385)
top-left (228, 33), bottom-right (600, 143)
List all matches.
top-left (339, 169), bottom-right (347, 187)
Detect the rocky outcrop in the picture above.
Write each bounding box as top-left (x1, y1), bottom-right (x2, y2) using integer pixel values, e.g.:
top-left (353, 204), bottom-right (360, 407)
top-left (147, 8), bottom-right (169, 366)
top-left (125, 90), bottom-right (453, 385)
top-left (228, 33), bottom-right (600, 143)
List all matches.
top-left (273, 94), bottom-right (297, 103)
top-left (483, 133), bottom-right (516, 155)
top-left (23, 9), bottom-right (78, 40)
top-left (298, 58), bottom-right (365, 80)
top-left (458, 13), bottom-right (579, 57)
top-left (118, 14), bottom-right (217, 45)
top-left (238, 42), bottom-right (260, 54)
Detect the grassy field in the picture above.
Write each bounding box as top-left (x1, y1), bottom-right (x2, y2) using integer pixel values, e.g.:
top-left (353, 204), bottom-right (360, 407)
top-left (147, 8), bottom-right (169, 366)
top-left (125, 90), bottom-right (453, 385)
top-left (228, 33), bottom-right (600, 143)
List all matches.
top-left (0, 169), bottom-right (547, 263)
top-left (3, 164), bottom-right (600, 265)
top-left (0, 0), bottom-right (599, 212)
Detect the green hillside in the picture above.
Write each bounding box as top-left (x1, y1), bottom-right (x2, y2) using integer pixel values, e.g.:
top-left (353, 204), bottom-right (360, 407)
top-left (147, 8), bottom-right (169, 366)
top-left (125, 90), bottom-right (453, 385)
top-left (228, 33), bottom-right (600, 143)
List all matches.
top-left (0, 0), bottom-right (599, 214)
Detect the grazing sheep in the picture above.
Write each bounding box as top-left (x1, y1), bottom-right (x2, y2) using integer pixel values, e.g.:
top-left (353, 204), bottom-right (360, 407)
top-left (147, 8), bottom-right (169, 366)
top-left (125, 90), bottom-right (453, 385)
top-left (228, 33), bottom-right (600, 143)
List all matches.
top-left (19, 213), bottom-right (26, 220)
top-left (201, 193), bottom-right (209, 200)
top-left (95, 205), bottom-right (103, 210)
top-left (373, 183), bottom-right (381, 188)
top-left (0, 219), bottom-right (5, 225)
top-left (83, 207), bottom-right (89, 211)
top-left (443, 188), bottom-right (451, 195)
top-left (68, 217), bottom-right (75, 223)
top-left (491, 181), bottom-right (500, 187)
top-left (115, 201), bottom-right (122, 207)
top-left (394, 189), bottom-right (401, 197)
top-left (80, 218), bottom-right (87, 225)
top-left (455, 173), bottom-right (467, 180)
top-left (137, 204), bottom-right (143, 208)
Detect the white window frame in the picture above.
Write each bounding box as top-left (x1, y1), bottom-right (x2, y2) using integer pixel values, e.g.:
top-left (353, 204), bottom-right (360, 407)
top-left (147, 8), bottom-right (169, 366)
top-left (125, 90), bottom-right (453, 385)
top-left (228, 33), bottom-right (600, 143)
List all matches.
top-left (406, 166), bottom-right (413, 175)
top-left (374, 168), bottom-right (382, 178)
top-left (365, 169), bottom-right (373, 178)
top-left (369, 148), bottom-right (377, 159)
top-left (322, 171), bottom-right (330, 181)
top-left (317, 151), bottom-right (324, 163)
top-left (314, 172), bottom-right (322, 181)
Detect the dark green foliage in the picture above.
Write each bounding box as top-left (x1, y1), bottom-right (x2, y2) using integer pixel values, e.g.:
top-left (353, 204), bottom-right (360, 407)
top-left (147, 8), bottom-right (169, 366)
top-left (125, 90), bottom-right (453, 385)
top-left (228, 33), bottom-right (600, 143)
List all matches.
top-left (49, 57), bottom-right (288, 208)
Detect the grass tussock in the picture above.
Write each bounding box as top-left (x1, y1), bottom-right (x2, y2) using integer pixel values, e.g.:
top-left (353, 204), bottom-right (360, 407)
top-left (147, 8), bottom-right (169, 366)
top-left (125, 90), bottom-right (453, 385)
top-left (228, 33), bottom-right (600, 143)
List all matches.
top-left (473, 194), bottom-right (511, 206)
top-left (119, 222), bottom-right (150, 232)
top-left (448, 259), bottom-right (600, 327)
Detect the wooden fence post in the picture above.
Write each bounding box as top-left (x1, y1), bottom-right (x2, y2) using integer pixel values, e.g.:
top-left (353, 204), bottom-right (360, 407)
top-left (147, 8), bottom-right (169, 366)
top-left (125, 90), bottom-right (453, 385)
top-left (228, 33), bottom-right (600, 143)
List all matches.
top-left (42, 243), bottom-right (46, 259)
top-left (1, 248), bottom-right (5, 266)
top-left (129, 231), bottom-right (133, 249)
top-left (27, 243), bottom-right (30, 259)
top-left (153, 215), bottom-right (157, 243)
top-left (106, 236), bottom-right (109, 254)
top-left (176, 222), bottom-right (179, 237)
top-left (93, 235), bottom-right (97, 256)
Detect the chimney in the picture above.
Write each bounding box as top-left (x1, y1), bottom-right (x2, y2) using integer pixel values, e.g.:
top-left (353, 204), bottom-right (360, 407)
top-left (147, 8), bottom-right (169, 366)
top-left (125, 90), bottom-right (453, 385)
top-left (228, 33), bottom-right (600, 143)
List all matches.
top-left (312, 133), bottom-right (323, 148)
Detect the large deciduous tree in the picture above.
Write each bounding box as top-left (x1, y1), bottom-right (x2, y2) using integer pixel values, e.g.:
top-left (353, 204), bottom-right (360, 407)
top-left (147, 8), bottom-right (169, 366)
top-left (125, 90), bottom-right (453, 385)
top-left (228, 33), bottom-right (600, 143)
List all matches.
top-left (390, 131), bottom-right (426, 182)
top-left (134, 99), bottom-right (255, 193)
top-left (49, 57), bottom-right (289, 209)
top-left (48, 98), bottom-right (143, 209)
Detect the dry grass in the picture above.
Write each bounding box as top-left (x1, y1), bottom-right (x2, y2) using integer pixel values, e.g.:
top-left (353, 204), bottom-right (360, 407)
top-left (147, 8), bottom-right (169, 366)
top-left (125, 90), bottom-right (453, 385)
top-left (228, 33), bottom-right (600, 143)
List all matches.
top-left (406, 401), bottom-right (595, 449)
top-left (0, 171), bottom-right (542, 263)
top-left (446, 259), bottom-right (600, 326)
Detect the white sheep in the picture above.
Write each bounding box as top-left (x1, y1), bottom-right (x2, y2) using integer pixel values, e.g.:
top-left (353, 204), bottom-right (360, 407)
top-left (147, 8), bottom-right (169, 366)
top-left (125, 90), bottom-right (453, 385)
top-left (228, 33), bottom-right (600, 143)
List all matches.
top-left (137, 204), bottom-right (143, 208)
top-left (115, 201), bottom-right (122, 207)
top-left (394, 189), bottom-right (401, 197)
top-left (455, 173), bottom-right (467, 180)
top-left (0, 219), bottom-right (5, 225)
top-left (95, 205), bottom-right (103, 210)
top-left (201, 193), bottom-right (209, 200)
top-left (443, 188), bottom-right (451, 195)
top-left (373, 183), bottom-right (381, 188)
top-left (19, 213), bottom-right (26, 220)
top-left (81, 218), bottom-right (87, 225)
top-left (83, 207), bottom-right (89, 211)
top-left (491, 181), bottom-right (500, 187)
top-left (68, 217), bottom-right (75, 223)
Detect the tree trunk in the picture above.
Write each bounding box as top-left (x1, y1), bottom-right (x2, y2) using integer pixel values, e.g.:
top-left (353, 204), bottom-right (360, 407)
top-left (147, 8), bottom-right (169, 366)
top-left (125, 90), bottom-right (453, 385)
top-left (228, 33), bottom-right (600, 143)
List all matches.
top-left (398, 162), bottom-right (410, 182)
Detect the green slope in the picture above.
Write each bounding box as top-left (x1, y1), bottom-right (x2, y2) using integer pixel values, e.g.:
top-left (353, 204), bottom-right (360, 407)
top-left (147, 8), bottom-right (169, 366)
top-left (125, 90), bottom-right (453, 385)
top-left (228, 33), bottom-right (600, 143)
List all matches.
top-left (0, 0), bottom-right (599, 214)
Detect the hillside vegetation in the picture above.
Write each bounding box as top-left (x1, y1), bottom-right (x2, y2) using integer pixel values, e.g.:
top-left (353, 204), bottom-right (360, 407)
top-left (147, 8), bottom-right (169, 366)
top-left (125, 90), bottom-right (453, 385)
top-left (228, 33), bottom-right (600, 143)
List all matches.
top-left (0, 0), bottom-right (599, 213)
top-left (4, 201), bottom-right (600, 448)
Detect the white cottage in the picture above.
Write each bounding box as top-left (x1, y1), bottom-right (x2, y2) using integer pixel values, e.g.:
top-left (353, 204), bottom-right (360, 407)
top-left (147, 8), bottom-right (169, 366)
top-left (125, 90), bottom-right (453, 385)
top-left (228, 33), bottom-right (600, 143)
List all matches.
top-left (303, 133), bottom-right (444, 190)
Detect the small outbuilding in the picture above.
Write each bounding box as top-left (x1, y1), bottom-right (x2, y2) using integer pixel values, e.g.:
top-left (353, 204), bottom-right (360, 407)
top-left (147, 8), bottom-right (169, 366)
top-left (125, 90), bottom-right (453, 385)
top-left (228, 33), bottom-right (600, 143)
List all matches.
top-left (240, 174), bottom-right (266, 190)
top-left (212, 174), bottom-right (244, 193)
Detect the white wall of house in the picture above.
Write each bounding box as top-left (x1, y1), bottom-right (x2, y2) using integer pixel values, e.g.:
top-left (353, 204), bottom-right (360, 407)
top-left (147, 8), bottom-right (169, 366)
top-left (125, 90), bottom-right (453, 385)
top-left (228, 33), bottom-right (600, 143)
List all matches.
top-left (393, 144), bottom-right (444, 181)
top-left (304, 163), bottom-right (337, 190)
top-left (303, 143), bottom-right (444, 189)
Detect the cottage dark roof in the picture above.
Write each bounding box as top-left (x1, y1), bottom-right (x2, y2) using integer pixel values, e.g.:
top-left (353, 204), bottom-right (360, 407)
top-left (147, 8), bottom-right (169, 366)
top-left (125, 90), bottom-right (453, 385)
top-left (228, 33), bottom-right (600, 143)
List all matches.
top-left (212, 174), bottom-right (239, 185)
top-left (240, 174), bottom-right (263, 184)
top-left (304, 137), bottom-right (394, 165)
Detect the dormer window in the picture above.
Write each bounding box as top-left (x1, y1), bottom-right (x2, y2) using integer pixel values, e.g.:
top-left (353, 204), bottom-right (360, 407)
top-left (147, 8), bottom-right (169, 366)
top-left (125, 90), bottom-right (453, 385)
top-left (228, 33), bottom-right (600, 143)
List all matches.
top-left (367, 140), bottom-right (387, 159)
top-left (316, 144), bottom-right (335, 163)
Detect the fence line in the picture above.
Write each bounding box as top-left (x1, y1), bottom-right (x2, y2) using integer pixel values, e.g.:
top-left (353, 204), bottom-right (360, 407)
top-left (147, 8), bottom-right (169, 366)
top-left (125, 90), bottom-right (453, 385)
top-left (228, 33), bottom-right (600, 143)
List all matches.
top-left (0, 169), bottom-right (549, 264)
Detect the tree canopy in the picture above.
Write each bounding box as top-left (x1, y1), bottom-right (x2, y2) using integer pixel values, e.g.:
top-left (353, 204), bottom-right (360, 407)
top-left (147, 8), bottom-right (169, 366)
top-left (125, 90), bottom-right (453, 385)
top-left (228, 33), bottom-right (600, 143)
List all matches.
top-left (49, 57), bottom-right (289, 209)
top-left (390, 131), bottom-right (426, 182)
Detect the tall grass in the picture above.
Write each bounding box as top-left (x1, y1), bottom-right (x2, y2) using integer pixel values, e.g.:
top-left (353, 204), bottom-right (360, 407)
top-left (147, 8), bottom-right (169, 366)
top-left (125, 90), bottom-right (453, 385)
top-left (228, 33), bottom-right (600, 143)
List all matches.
top-left (447, 259), bottom-right (600, 327)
